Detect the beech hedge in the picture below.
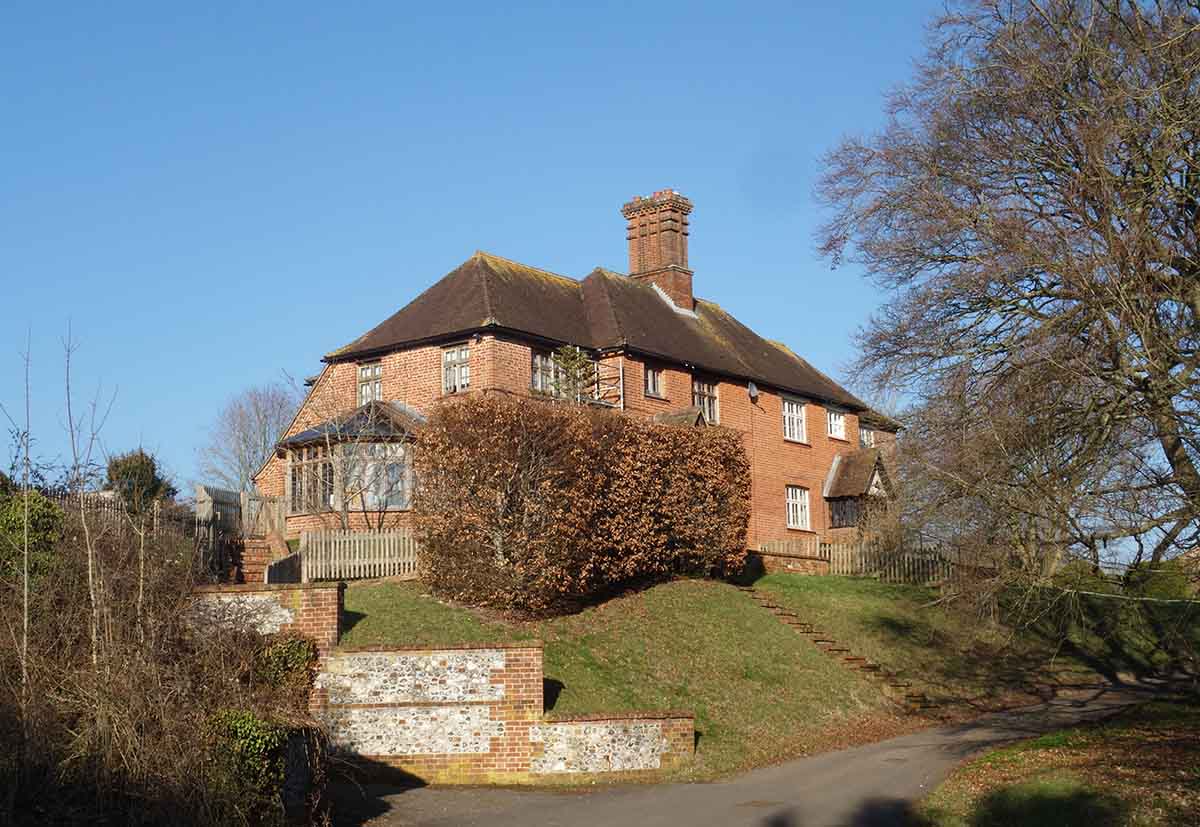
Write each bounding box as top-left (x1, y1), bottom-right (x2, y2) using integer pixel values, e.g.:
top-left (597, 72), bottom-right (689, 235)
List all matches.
top-left (412, 394), bottom-right (751, 615)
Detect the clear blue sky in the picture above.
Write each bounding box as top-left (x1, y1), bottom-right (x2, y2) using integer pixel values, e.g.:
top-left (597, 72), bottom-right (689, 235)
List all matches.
top-left (1, 1), bottom-right (939, 490)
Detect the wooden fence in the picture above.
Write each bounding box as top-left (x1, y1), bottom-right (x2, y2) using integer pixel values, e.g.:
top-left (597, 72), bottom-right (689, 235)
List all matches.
top-left (758, 537), bottom-right (956, 585)
top-left (299, 528), bottom-right (420, 582)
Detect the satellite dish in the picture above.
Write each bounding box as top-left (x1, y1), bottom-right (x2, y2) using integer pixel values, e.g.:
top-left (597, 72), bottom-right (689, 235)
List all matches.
top-left (747, 382), bottom-right (759, 401)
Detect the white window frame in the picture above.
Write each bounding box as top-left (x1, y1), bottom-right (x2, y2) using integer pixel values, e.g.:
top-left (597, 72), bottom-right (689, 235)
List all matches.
top-left (859, 427), bottom-right (875, 448)
top-left (786, 485), bottom-right (811, 531)
top-left (827, 409), bottom-right (847, 440)
top-left (344, 442), bottom-right (413, 511)
top-left (644, 364), bottom-right (665, 399)
top-left (357, 361), bottom-right (382, 406)
top-left (442, 344), bottom-right (470, 394)
top-left (692, 377), bottom-right (719, 424)
top-left (782, 397), bottom-right (807, 443)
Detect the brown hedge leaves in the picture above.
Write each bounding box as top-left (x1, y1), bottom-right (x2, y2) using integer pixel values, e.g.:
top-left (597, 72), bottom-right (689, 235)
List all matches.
top-left (412, 394), bottom-right (750, 615)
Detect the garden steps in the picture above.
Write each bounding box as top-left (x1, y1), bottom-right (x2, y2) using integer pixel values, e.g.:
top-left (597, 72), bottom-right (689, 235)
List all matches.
top-left (742, 582), bottom-right (928, 714)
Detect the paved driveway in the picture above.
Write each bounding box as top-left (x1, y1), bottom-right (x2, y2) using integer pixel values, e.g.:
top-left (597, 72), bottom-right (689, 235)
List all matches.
top-left (334, 685), bottom-right (1148, 827)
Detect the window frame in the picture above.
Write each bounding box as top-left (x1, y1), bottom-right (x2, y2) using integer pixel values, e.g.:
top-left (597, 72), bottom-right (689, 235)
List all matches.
top-left (785, 485), bottom-right (811, 531)
top-left (442, 343), bottom-right (470, 395)
top-left (287, 445), bottom-right (334, 515)
top-left (827, 408), bottom-right (847, 441)
top-left (782, 396), bottom-right (808, 444)
top-left (343, 442), bottom-right (413, 512)
top-left (692, 376), bottom-right (719, 424)
top-left (530, 350), bottom-right (563, 396)
top-left (644, 364), bottom-right (666, 400)
top-left (859, 427), bottom-right (876, 448)
top-left (357, 361), bottom-right (383, 406)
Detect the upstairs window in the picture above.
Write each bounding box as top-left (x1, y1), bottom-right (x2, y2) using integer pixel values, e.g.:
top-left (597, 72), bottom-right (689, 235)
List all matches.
top-left (692, 378), bottom-right (718, 424)
top-left (783, 397), bottom-right (807, 443)
top-left (442, 344), bottom-right (470, 394)
top-left (531, 351), bottom-right (562, 396)
top-left (827, 409), bottom-right (846, 440)
top-left (860, 428), bottom-right (876, 448)
top-left (644, 365), bottom-right (665, 399)
top-left (786, 485), bottom-right (811, 531)
top-left (357, 361), bottom-right (382, 406)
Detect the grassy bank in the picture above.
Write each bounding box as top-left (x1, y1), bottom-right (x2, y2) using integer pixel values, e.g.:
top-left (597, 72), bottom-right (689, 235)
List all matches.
top-left (919, 699), bottom-right (1200, 826)
top-left (340, 577), bottom-right (908, 779)
top-left (755, 575), bottom-right (1102, 707)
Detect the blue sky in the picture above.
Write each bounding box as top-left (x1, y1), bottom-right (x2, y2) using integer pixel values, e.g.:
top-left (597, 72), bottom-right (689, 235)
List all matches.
top-left (1, 1), bottom-right (940, 490)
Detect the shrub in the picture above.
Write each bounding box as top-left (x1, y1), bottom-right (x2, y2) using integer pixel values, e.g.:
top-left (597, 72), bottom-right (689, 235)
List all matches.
top-left (1125, 559), bottom-right (1193, 600)
top-left (412, 394), bottom-right (750, 614)
top-left (0, 488), bottom-right (64, 583)
top-left (209, 710), bottom-right (290, 809)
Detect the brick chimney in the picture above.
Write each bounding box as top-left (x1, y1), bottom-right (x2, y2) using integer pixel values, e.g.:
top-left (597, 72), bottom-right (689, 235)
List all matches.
top-left (621, 189), bottom-right (694, 310)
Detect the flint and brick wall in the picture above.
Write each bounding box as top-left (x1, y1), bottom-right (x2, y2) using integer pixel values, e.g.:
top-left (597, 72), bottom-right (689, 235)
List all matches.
top-left (192, 581), bottom-right (343, 653)
top-left (312, 644), bottom-right (694, 784)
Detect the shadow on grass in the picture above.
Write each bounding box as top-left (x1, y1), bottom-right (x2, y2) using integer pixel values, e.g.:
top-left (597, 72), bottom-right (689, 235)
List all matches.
top-left (967, 784), bottom-right (1128, 827)
top-left (339, 609), bottom-right (368, 637)
top-left (543, 677), bottom-right (564, 712)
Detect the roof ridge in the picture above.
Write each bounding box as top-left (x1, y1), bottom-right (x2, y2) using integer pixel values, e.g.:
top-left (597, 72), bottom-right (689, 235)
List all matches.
top-left (477, 255), bottom-right (495, 322)
top-left (589, 269), bottom-right (625, 345)
top-left (473, 249), bottom-right (579, 285)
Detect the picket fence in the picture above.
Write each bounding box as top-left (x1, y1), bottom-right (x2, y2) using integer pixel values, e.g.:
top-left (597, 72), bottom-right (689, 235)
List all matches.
top-left (299, 528), bottom-right (420, 582)
top-left (758, 538), bottom-right (955, 585)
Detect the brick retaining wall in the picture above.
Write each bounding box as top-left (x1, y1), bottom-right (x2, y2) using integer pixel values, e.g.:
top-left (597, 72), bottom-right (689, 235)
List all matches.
top-left (192, 581), bottom-right (343, 653)
top-left (752, 550), bottom-right (830, 576)
top-left (312, 644), bottom-right (694, 784)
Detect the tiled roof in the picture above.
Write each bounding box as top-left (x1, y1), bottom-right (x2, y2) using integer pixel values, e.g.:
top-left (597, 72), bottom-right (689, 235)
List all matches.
top-left (651, 405), bottom-right (708, 427)
top-left (329, 251), bottom-right (869, 411)
top-left (277, 401), bottom-right (425, 451)
top-left (823, 448), bottom-right (887, 498)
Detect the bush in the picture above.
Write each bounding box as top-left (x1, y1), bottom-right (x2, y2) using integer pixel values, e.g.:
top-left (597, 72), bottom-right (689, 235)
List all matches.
top-left (1125, 559), bottom-right (1194, 600)
top-left (0, 489), bottom-right (64, 582)
top-left (0, 507), bottom-right (325, 825)
top-left (412, 394), bottom-right (750, 615)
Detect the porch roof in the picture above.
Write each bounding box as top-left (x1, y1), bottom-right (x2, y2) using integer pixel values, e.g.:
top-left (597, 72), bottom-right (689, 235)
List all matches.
top-left (276, 401), bottom-right (425, 453)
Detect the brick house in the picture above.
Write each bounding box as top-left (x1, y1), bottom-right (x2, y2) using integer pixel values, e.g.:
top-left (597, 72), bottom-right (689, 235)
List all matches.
top-left (253, 190), bottom-right (898, 547)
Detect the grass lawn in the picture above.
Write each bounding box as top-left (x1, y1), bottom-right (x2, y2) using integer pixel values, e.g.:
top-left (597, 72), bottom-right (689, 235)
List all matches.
top-left (755, 575), bottom-right (1101, 707)
top-left (919, 699), bottom-right (1200, 826)
top-left (340, 577), bottom-right (911, 779)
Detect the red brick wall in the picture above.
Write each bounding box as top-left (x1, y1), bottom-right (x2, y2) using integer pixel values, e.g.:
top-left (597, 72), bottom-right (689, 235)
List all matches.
top-left (257, 333), bottom-right (888, 547)
top-left (192, 581), bottom-right (343, 654)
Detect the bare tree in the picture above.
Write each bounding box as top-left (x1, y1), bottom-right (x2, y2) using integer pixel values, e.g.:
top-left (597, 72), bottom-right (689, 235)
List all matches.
top-left (818, 0), bottom-right (1200, 576)
top-left (198, 382), bottom-right (299, 492)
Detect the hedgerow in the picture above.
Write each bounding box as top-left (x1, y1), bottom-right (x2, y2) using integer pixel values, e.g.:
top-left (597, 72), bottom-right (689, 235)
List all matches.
top-left (412, 393), bottom-right (750, 615)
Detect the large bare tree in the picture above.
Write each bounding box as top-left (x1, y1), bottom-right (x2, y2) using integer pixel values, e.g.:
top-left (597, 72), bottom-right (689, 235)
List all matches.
top-left (197, 382), bottom-right (300, 492)
top-left (819, 0), bottom-right (1200, 572)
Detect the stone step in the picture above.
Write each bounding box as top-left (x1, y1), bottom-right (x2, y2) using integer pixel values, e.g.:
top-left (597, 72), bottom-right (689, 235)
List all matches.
top-left (858, 664), bottom-right (882, 672)
top-left (842, 656), bottom-right (868, 664)
top-left (823, 647), bottom-right (851, 654)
